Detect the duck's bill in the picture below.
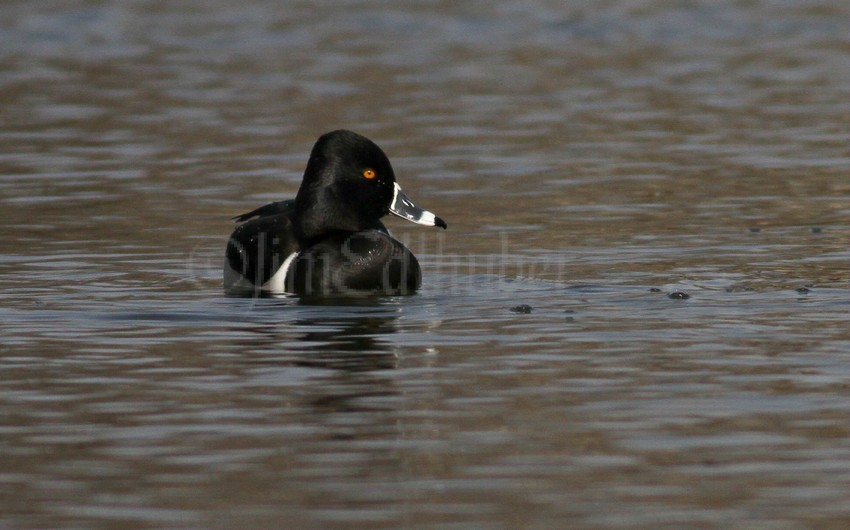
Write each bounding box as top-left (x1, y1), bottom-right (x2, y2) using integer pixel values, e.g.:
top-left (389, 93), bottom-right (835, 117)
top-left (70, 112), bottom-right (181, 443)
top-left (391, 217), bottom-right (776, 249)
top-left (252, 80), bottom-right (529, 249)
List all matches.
top-left (389, 183), bottom-right (447, 229)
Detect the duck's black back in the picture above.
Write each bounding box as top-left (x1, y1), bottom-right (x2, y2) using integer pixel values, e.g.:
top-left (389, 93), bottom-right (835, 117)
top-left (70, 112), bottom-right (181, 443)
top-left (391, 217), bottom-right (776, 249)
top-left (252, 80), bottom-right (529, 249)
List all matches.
top-left (225, 200), bottom-right (298, 288)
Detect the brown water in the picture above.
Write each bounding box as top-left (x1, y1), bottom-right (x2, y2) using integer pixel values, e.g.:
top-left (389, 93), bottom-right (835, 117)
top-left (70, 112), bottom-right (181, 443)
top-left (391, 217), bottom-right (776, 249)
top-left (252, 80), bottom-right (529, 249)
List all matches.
top-left (3, 1), bottom-right (850, 528)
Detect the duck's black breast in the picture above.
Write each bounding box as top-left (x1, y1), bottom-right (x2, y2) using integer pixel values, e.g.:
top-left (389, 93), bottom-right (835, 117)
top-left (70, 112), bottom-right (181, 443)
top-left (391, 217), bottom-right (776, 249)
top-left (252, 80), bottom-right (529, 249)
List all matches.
top-left (288, 230), bottom-right (421, 296)
top-left (224, 200), bottom-right (299, 290)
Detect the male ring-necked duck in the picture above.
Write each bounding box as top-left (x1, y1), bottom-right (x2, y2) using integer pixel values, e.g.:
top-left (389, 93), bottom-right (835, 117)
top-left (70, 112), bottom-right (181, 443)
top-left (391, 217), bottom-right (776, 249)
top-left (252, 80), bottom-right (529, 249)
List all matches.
top-left (224, 130), bottom-right (447, 296)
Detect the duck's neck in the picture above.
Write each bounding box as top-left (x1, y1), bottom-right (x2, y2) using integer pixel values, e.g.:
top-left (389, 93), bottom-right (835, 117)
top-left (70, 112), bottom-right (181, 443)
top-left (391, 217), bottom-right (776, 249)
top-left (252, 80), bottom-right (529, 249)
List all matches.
top-left (292, 194), bottom-right (359, 244)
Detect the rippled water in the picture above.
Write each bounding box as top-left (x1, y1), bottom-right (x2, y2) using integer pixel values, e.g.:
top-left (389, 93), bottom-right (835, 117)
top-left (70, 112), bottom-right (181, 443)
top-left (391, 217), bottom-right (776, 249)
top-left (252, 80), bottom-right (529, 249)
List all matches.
top-left (3, 1), bottom-right (850, 528)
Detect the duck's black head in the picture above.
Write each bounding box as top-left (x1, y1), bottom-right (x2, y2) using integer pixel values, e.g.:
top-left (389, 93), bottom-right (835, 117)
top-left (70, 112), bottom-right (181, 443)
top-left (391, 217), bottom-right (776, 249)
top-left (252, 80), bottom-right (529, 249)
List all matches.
top-left (293, 130), bottom-right (446, 243)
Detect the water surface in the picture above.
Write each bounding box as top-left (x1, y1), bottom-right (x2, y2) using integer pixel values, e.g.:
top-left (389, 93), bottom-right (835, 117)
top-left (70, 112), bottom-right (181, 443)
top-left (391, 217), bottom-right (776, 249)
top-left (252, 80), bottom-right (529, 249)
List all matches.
top-left (2, 1), bottom-right (850, 528)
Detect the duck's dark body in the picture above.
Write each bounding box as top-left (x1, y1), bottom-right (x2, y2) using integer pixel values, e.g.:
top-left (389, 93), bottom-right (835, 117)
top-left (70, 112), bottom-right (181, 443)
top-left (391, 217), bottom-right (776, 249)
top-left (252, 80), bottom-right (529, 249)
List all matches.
top-left (225, 201), bottom-right (422, 295)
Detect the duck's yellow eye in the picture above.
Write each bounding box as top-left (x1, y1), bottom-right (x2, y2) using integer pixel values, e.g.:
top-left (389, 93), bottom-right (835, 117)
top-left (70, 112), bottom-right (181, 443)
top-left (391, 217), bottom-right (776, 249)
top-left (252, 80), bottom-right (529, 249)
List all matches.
top-left (363, 168), bottom-right (376, 180)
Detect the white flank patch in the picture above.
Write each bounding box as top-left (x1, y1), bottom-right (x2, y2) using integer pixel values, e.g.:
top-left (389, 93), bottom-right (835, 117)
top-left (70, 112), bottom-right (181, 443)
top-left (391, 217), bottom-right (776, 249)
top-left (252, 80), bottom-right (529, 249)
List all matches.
top-left (262, 251), bottom-right (299, 293)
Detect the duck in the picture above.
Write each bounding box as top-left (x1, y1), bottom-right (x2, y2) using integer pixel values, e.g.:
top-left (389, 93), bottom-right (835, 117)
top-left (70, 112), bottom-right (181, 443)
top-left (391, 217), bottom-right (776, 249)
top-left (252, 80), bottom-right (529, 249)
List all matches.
top-left (224, 129), bottom-right (447, 296)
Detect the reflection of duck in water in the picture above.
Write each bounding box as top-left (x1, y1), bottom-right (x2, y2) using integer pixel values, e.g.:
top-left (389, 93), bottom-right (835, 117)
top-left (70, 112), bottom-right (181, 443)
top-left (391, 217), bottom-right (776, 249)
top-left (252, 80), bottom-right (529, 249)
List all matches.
top-left (225, 130), bottom-right (446, 296)
top-left (235, 298), bottom-right (403, 373)
top-left (279, 302), bottom-right (404, 415)
top-left (228, 300), bottom-right (403, 414)
top-left (296, 313), bottom-right (398, 415)
top-left (292, 301), bottom-right (402, 373)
